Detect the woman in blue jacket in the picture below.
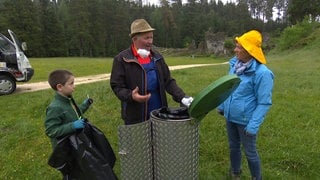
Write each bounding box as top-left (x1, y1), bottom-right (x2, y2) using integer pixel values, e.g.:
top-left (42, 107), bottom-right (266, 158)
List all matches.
top-left (217, 30), bottom-right (274, 180)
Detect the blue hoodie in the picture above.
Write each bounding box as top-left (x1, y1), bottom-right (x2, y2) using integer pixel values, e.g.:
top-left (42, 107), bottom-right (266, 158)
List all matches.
top-left (218, 56), bottom-right (274, 134)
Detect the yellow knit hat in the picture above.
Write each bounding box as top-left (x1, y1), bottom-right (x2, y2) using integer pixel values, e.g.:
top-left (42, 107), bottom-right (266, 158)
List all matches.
top-left (129, 19), bottom-right (155, 38)
top-left (235, 30), bottom-right (266, 64)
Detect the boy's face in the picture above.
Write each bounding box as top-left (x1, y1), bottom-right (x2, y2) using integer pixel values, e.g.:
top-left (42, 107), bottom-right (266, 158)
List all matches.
top-left (57, 76), bottom-right (75, 97)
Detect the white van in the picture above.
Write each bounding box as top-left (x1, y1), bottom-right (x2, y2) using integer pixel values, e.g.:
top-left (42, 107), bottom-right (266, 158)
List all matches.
top-left (0, 29), bottom-right (34, 95)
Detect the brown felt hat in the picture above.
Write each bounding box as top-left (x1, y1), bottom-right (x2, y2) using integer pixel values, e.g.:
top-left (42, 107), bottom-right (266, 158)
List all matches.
top-left (129, 19), bottom-right (155, 38)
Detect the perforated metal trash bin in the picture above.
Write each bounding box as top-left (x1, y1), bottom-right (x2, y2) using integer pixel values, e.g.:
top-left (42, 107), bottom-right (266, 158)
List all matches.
top-left (151, 108), bottom-right (199, 180)
top-left (149, 74), bottom-right (240, 179)
top-left (118, 121), bottom-right (153, 180)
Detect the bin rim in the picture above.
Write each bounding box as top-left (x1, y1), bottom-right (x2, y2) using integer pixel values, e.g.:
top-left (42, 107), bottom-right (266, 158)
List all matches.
top-left (151, 112), bottom-right (196, 122)
top-left (188, 74), bottom-right (240, 122)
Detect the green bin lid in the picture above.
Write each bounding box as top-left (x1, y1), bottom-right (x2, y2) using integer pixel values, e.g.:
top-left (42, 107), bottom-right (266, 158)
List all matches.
top-left (189, 74), bottom-right (240, 121)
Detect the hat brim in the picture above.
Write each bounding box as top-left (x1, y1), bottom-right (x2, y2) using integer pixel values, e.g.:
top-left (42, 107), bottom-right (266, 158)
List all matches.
top-left (129, 28), bottom-right (155, 38)
top-left (235, 37), bottom-right (266, 64)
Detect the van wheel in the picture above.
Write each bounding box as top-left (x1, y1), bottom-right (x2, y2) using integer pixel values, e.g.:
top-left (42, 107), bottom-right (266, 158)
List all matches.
top-left (0, 75), bottom-right (16, 95)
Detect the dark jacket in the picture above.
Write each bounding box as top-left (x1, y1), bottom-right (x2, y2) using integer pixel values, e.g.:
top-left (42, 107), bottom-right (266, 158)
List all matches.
top-left (48, 121), bottom-right (117, 180)
top-left (110, 47), bottom-right (185, 124)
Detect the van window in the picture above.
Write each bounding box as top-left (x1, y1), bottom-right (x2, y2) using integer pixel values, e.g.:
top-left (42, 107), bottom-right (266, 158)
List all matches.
top-left (0, 36), bottom-right (15, 52)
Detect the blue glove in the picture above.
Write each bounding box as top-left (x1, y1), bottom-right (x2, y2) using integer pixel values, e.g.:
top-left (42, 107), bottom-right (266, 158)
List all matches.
top-left (72, 119), bottom-right (85, 129)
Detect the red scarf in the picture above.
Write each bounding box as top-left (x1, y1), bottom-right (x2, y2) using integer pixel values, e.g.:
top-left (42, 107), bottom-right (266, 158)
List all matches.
top-left (131, 44), bottom-right (151, 64)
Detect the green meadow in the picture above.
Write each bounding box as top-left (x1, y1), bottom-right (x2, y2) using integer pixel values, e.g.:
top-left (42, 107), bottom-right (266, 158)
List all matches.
top-left (1, 42), bottom-right (320, 179)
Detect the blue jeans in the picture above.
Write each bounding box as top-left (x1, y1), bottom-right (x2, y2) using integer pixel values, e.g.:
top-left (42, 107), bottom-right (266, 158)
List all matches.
top-left (226, 121), bottom-right (262, 179)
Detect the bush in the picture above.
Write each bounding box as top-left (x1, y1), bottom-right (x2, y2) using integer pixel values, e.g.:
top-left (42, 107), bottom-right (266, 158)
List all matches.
top-left (276, 19), bottom-right (320, 50)
top-left (224, 38), bottom-right (234, 55)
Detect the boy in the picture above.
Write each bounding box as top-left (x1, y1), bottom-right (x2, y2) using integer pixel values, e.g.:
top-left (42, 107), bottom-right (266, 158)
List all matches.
top-left (45, 69), bottom-right (93, 178)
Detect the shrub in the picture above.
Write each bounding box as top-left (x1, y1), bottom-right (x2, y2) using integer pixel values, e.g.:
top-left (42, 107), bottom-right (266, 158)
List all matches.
top-left (276, 19), bottom-right (319, 50)
top-left (224, 38), bottom-right (234, 55)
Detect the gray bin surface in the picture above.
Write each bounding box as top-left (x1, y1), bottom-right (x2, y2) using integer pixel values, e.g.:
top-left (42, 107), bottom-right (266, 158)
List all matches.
top-left (151, 110), bottom-right (199, 180)
top-left (118, 107), bottom-right (199, 180)
top-left (118, 121), bottom-right (153, 180)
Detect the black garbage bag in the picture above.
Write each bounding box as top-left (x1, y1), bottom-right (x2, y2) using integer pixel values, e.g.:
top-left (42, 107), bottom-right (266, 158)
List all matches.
top-left (153, 106), bottom-right (190, 120)
top-left (48, 120), bottom-right (117, 180)
top-left (82, 121), bottom-right (116, 168)
top-left (47, 136), bottom-right (85, 179)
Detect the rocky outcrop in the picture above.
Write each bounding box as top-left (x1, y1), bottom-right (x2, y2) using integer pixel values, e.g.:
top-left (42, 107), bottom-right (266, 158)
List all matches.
top-left (204, 31), bottom-right (228, 56)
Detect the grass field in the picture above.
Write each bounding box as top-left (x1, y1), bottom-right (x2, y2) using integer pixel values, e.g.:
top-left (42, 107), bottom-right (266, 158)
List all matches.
top-left (0, 46), bottom-right (319, 179)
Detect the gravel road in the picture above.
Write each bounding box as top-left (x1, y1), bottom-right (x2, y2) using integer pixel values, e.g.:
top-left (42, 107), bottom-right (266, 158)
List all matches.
top-left (14, 62), bottom-right (228, 94)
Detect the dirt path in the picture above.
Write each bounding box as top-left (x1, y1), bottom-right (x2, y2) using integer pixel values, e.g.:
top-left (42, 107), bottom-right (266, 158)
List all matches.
top-left (14, 62), bottom-right (228, 94)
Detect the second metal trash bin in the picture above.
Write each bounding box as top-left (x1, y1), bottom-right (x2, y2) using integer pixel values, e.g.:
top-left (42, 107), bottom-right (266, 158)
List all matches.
top-left (151, 107), bottom-right (199, 180)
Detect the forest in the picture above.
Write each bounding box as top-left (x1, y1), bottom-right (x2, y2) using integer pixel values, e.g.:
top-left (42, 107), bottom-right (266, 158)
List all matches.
top-left (0, 0), bottom-right (319, 57)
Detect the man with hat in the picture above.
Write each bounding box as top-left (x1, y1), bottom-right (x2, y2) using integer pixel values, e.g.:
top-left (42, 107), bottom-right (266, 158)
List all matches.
top-left (110, 18), bottom-right (193, 125)
top-left (217, 30), bottom-right (274, 180)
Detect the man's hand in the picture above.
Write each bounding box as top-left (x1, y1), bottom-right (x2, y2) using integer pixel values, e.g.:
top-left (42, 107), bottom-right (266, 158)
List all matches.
top-left (132, 86), bottom-right (151, 103)
top-left (181, 96), bottom-right (194, 107)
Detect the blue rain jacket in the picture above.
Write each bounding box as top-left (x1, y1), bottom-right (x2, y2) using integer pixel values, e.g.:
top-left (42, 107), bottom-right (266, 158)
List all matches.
top-left (218, 57), bottom-right (274, 134)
